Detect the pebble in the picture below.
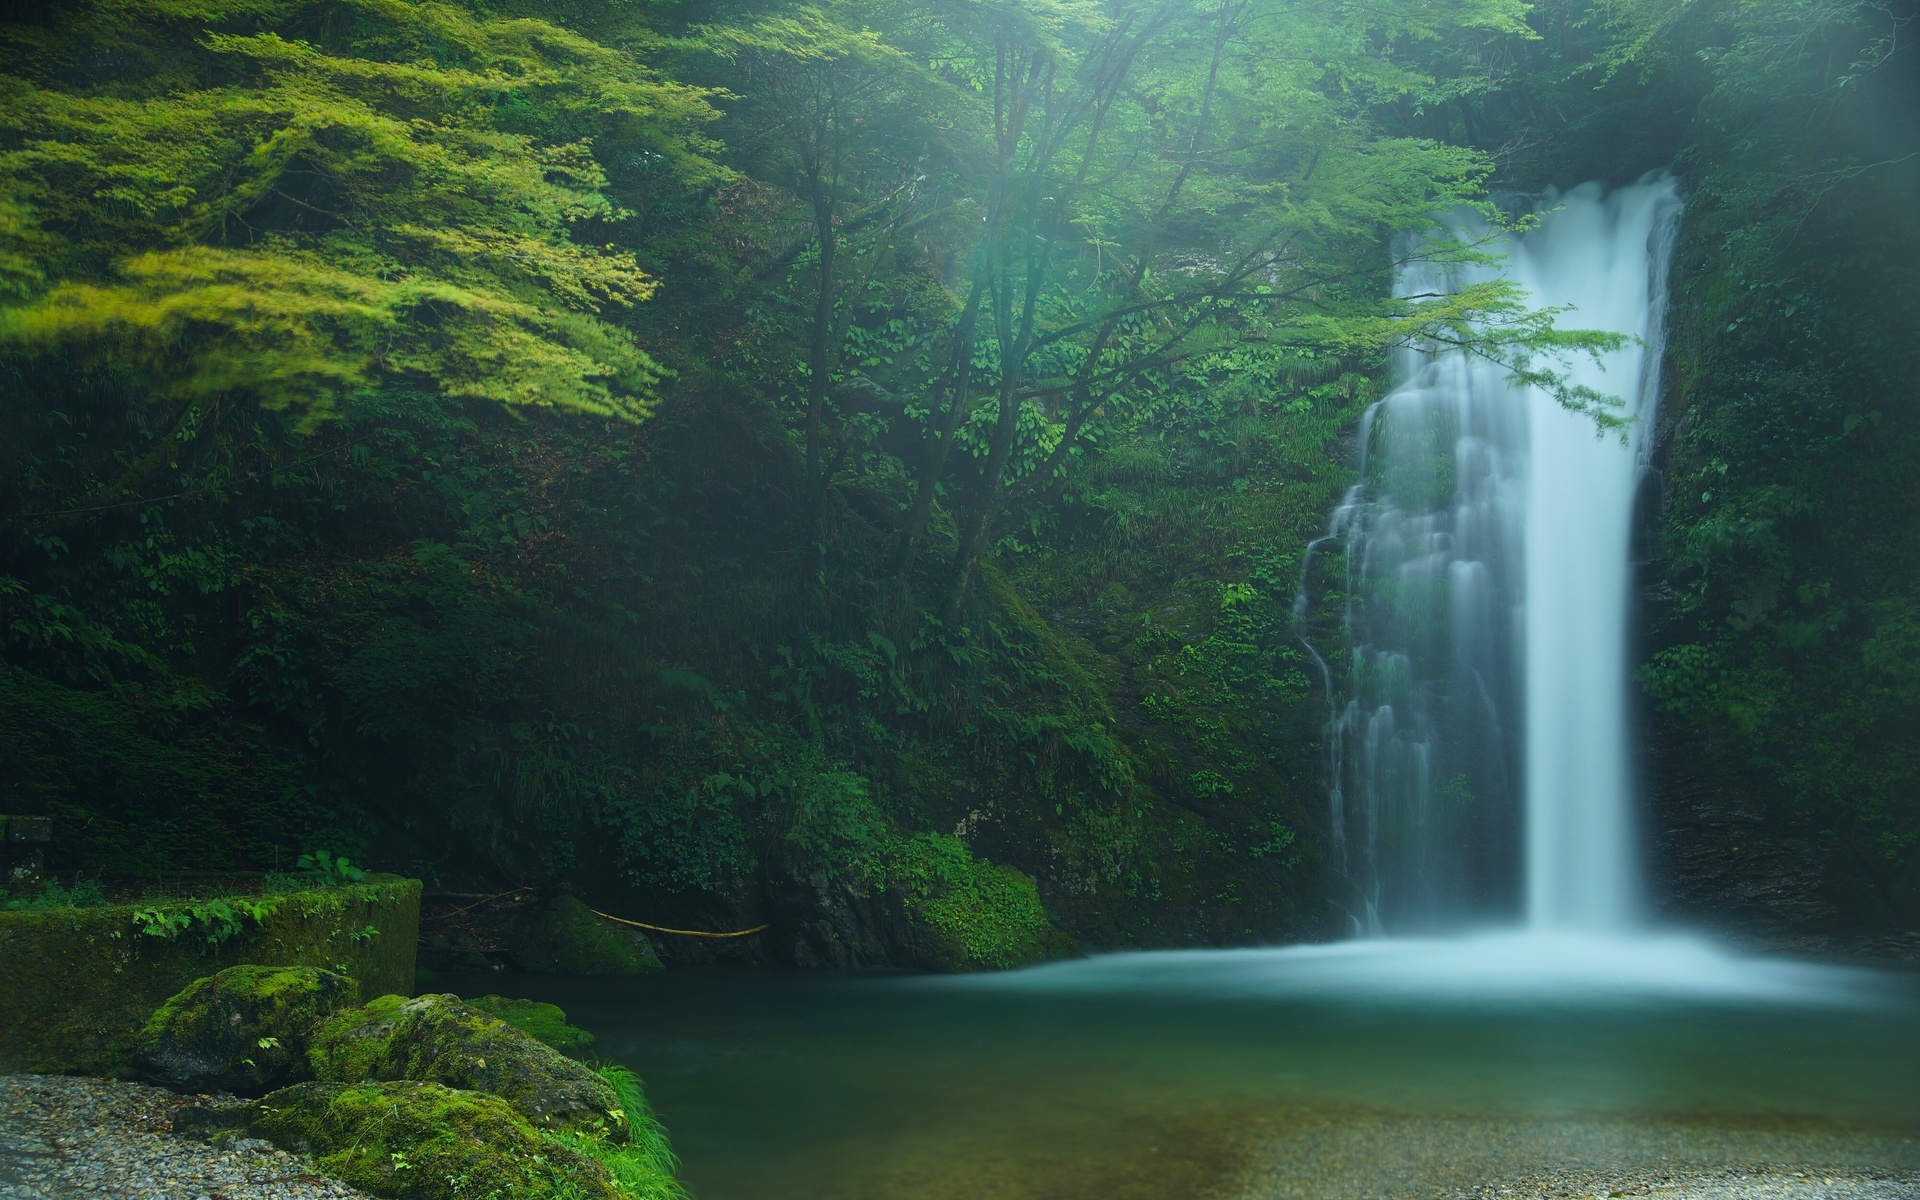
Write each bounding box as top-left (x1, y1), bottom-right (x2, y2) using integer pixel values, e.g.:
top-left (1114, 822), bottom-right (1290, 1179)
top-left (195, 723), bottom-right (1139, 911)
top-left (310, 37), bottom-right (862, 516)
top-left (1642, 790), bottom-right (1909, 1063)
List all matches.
top-left (0, 1074), bottom-right (370, 1200)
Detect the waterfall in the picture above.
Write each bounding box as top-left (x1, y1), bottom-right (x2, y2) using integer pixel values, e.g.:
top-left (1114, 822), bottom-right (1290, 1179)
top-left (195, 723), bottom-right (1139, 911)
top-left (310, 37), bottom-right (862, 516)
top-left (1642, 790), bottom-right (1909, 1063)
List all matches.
top-left (1300, 177), bottom-right (1683, 935)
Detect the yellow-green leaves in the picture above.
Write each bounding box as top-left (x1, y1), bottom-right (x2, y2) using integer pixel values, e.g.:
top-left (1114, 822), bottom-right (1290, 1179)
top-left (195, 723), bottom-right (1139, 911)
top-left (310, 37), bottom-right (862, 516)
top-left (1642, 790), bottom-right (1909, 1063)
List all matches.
top-left (0, 244), bottom-right (663, 427)
top-left (4, 247), bottom-right (387, 420)
top-left (0, 0), bottom-right (721, 426)
top-left (0, 190), bottom-right (46, 299)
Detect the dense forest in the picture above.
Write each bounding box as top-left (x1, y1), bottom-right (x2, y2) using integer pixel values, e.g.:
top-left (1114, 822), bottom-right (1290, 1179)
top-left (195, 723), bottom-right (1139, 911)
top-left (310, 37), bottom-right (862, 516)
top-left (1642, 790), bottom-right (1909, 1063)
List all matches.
top-left (1, 0), bottom-right (1913, 967)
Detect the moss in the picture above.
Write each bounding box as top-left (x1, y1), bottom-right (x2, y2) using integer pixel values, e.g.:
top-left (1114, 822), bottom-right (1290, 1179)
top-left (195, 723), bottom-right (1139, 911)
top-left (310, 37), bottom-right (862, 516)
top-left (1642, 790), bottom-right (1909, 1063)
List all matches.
top-left (237, 1081), bottom-right (618, 1200)
top-left (0, 875), bottom-right (421, 1075)
top-left (464, 995), bottom-right (594, 1058)
top-left (310, 993), bottom-right (626, 1140)
top-left (508, 897), bottom-right (662, 977)
top-left (309, 994), bottom-right (407, 1083)
top-left (135, 964), bottom-right (358, 1096)
top-left (885, 833), bottom-right (1067, 971)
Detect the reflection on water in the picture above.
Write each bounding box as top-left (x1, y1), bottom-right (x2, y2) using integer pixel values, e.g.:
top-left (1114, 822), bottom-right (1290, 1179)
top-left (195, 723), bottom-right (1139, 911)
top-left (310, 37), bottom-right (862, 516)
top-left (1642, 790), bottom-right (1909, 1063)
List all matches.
top-left (450, 940), bottom-right (1920, 1200)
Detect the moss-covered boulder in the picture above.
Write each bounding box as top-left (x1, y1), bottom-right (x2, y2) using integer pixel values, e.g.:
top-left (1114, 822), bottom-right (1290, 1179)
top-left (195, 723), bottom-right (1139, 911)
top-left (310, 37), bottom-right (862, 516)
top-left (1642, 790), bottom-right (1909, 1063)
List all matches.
top-left (464, 995), bottom-right (594, 1058)
top-left (134, 965), bottom-right (359, 1096)
top-left (310, 993), bottom-right (626, 1139)
top-left (885, 833), bottom-right (1073, 970)
top-left (190, 1080), bottom-right (617, 1200)
top-left (508, 896), bottom-right (662, 976)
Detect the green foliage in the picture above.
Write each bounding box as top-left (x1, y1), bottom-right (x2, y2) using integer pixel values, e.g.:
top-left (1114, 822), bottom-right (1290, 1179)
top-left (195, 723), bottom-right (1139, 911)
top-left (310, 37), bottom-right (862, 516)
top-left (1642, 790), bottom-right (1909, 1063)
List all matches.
top-left (300, 849), bottom-right (366, 887)
top-left (3, 878), bottom-right (105, 910)
top-left (15, 0), bottom-right (1891, 964)
top-left (0, 663), bottom-right (328, 876)
top-left (883, 832), bottom-right (1055, 970)
top-left (1617, 0), bottom-right (1920, 924)
top-left (131, 895), bottom-right (281, 949)
top-left (557, 1064), bottom-right (686, 1200)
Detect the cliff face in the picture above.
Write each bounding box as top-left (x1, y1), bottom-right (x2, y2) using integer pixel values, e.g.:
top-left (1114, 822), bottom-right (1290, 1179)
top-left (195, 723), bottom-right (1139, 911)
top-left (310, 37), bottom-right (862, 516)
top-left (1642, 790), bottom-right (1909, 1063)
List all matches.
top-left (1641, 741), bottom-right (1920, 959)
top-left (1640, 715), bottom-right (1840, 940)
top-left (1635, 105), bottom-right (1920, 947)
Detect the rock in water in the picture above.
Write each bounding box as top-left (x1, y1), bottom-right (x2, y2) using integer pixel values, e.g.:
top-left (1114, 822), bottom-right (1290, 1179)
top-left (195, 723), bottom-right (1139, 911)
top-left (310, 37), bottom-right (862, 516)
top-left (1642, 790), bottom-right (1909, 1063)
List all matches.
top-left (134, 965), bottom-right (360, 1096)
top-left (309, 993), bottom-right (626, 1139)
top-left (185, 1079), bottom-right (618, 1200)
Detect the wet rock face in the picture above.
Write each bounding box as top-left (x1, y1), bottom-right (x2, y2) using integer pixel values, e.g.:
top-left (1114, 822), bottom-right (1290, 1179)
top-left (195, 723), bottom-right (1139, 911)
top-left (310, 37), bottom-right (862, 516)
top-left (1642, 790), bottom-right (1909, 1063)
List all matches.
top-left (133, 965), bottom-right (360, 1097)
top-left (183, 1079), bottom-right (618, 1200)
top-left (308, 993), bottom-right (626, 1140)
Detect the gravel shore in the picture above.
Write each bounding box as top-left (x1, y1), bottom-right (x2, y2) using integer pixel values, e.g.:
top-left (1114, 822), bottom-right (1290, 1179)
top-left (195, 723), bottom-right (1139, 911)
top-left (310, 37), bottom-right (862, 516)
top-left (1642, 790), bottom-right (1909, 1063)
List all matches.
top-left (1441, 1166), bottom-right (1920, 1198)
top-left (0, 1074), bottom-right (369, 1200)
top-left (1228, 1113), bottom-right (1920, 1200)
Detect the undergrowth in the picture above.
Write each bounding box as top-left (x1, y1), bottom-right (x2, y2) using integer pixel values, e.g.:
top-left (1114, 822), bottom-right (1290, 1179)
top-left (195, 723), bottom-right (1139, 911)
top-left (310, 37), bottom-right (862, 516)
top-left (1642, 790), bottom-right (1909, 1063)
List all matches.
top-left (551, 1063), bottom-right (686, 1200)
top-left (3, 878), bottom-right (105, 910)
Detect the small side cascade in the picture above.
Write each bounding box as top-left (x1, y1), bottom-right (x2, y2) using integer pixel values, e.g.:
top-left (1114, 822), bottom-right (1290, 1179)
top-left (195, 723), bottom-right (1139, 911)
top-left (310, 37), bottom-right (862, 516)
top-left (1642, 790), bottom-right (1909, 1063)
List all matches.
top-left (1297, 177), bottom-right (1684, 934)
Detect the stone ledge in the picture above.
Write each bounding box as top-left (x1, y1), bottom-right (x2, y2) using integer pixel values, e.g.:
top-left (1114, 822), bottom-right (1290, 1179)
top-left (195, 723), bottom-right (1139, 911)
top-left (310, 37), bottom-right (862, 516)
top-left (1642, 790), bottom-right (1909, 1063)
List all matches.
top-left (0, 875), bottom-right (420, 1076)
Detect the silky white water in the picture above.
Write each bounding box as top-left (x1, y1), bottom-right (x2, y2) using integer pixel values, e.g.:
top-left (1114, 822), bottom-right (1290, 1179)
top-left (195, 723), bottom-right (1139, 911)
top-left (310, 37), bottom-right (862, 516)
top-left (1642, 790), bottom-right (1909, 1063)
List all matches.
top-left (1518, 181), bottom-right (1682, 931)
top-left (1297, 177), bottom-right (1684, 933)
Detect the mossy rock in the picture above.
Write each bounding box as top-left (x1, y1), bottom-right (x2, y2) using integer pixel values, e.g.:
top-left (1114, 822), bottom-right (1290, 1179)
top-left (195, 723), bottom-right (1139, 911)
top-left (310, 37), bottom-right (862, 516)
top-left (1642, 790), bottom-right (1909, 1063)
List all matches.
top-left (196, 1080), bottom-right (617, 1200)
top-left (885, 833), bottom-right (1072, 971)
top-left (135, 964), bottom-right (359, 1096)
top-left (508, 896), bottom-right (662, 976)
top-left (464, 995), bottom-right (594, 1058)
top-left (310, 993), bottom-right (626, 1140)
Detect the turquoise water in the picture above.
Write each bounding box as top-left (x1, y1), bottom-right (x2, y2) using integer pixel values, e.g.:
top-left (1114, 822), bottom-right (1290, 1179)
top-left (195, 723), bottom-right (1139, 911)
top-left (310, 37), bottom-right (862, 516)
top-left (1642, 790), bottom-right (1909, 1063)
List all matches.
top-left (452, 939), bottom-right (1920, 1199)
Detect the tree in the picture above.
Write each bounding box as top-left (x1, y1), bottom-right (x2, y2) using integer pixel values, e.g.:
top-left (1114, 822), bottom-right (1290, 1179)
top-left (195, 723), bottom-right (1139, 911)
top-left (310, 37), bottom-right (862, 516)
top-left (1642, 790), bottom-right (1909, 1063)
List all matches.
top-left (0, 0), bottom-right (724, 445)
top-left (735, 0), bottom-right (1607, 612)
top-left (693, 3), bottom-right (958, 546)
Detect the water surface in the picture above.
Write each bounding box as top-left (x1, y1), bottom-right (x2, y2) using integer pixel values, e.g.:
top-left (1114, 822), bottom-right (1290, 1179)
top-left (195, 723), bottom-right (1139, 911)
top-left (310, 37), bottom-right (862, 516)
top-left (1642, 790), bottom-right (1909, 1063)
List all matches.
top-left (453, 936), bottom-right (1920, 1199)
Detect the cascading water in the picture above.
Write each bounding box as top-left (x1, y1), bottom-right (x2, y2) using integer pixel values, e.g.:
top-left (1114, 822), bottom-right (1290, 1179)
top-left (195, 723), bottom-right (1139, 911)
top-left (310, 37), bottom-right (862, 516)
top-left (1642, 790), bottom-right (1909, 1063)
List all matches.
top-left (1299, 176), bottom-right (1684, 935)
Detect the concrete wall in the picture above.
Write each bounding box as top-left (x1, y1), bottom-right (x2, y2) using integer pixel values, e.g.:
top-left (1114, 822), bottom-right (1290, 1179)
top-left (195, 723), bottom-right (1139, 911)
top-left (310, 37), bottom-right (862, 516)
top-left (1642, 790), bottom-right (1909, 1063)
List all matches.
top-left (0, 875), bottom-right (420, 1075)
